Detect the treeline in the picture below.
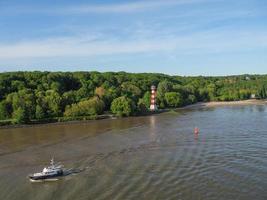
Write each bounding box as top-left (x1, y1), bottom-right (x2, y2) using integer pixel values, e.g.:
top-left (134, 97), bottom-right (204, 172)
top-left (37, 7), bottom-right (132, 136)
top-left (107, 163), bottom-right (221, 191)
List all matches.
top-left (0, 71), bottom-right (267, 124)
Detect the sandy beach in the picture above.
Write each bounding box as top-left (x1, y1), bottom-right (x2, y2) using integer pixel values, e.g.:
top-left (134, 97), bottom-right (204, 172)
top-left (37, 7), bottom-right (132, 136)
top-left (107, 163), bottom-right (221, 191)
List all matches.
top-left (182, 99), bottom-right (267, 109)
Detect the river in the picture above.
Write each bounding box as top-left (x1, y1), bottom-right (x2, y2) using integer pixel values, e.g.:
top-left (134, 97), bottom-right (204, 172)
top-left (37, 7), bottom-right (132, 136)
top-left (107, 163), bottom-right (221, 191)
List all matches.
top-left (0, 105), bottom-right (267, 200)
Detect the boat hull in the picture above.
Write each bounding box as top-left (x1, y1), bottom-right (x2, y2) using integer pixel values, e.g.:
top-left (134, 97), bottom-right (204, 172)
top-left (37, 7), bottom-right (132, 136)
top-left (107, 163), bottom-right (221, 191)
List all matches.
top-left (29, 170), bottom-right (63, 181)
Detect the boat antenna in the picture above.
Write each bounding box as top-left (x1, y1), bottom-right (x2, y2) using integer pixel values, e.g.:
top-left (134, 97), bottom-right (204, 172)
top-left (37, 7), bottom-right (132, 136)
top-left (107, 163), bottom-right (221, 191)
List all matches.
top-left (51, 157), bottom-right (54, 166)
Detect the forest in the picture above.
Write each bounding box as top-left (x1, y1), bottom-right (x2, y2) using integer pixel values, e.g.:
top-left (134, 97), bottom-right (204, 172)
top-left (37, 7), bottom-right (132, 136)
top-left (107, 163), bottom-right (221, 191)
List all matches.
top-left (0, 71), bottom-right (267, 125)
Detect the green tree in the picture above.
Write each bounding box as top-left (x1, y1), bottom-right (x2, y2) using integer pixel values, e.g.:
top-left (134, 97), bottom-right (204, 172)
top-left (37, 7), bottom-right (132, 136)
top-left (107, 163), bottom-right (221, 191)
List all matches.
top-left (61, 90), bottom-right (77, 110)
top-left (157, 80), bottom-right (173, 108)
top-left (7, 89), bottom-right (36, 120)
top-left (137, 98), bottom-right (148, 113)
top-left (64, 97), bottom-right (105, 117)
top-left (157, 81), bottom-right (172, 98)
top-left (239, 89), bottom-right (250, 100)
top-left (121, 82), bottom-right (142, 102)
top-left (45, 90), bottom-right (62, 117)
top-left (0, 100), bottom-right (12, 120)
top-left (1, 71), bottom-right (267, 124)
top-left (187, 94), bottom-right (197, 104)
top-left (164, 92), bottom-right (183, 107)
top-left (111, 96), bottom-right (136, 117)
top-left (76, 80), bottom-right (94, 100)
top-left (141, 91), bottom-right (151, 109)
top-left (35, 105), bottom-right (46, 120)
top-left (12, 107), bottom-right (27, 124)
top-left (257, 84), bottom-right (267, 99)
top-left (207, 83), bottom-right (217, 101)
top-left (11, 80), bottom-right (25, 91)
top-left (198, 88), bottom-right (209, 101)
top-left (50, 82), bottom-right (62, 93)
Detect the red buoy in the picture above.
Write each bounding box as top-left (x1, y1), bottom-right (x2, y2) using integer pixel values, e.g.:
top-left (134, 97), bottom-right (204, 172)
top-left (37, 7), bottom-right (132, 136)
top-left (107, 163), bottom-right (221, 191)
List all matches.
top-left (194, 127), bottom-right (199, 134)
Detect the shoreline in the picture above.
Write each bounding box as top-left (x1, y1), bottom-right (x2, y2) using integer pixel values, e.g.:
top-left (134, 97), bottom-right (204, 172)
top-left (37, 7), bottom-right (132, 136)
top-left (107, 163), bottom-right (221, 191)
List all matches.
top-left (1, 99), bottom-right (266, 129)
top-left (181, 99), bottom-right (267, 110)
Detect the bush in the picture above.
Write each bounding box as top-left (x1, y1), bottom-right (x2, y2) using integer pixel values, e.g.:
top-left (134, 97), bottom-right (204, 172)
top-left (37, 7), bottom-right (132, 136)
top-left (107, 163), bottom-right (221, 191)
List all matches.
top-left (64, 96), bottom-right (105, 117)
top-left (0, 119), bottom-right (13, 126)
top-left (111, 96), bottom-right (136, 117)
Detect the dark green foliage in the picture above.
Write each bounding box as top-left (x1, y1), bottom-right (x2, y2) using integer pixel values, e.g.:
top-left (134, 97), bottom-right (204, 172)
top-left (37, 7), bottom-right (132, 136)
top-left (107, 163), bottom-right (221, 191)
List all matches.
top-left (142, 91), bottom-right (151, 109)
top-left (137, 98), bottom-right (149, 113)
top-left (157, 80), bottom-right (173, 108)
top-left (111, 96), bottom-right (136, 117)
top-left (45, 90), bottom-right (62, 117)
top-left (0, 100), bottom-right (12, 119)
top-left (121, 82), bottom-right (142, 102)
top-left (164, 92), bottom-right (183, 107)
top-left (157, 81), bottom-right (172, 97)
top-left (187, 94), bottom-right (197, 104)
top-left (35, 105), bottom-right (46, 120)
top-left (0, 71), bottom-right (266, 124)
top-left (257, 84), bottom-right (267, 99)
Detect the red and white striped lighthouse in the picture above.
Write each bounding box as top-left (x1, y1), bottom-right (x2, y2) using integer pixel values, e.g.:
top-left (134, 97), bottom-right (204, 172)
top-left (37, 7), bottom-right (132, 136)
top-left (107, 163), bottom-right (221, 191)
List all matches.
top-left (150, 85), bottom-right (158, 111)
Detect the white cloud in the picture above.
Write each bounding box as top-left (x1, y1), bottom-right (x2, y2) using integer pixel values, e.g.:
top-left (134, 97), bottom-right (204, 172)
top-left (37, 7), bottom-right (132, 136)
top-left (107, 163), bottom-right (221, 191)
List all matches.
top-left (62, 0), bottom-right (205, 14)
top-left (1, 0), bottom-right (209, 15)
top-left (0, 0), bottom-right (266, 60)
top-left (0, 29), bottom-right (266, 59)
top-left (0, 37), bottom-right (174, 58)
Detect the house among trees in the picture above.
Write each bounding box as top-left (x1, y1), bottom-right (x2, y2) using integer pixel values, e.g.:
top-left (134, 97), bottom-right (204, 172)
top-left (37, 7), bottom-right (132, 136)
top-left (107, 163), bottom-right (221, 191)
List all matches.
top-left (250, 94), bottom-right (256, 99)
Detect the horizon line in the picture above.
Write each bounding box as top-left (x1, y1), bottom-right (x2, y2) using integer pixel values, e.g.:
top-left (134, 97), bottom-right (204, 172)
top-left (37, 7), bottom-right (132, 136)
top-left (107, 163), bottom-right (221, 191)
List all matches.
top-left (0, 69), bottom-right (266, 77)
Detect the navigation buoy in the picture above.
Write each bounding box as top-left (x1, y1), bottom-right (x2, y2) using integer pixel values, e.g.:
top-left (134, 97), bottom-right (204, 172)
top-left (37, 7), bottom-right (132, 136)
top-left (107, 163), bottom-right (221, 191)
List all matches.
top-left (194, 127), bottom-right (199, 134)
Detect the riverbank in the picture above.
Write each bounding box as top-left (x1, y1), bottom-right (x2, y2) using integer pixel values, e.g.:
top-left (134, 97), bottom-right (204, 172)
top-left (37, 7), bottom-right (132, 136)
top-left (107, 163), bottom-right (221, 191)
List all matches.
top-left (1, 99), bottom-right (266, 129)
top-left (0, 110), bottom-right (167, 129)
top-left (0, 114), bottom-right (114, 129)
top-left (181, 99), bottom-right (267, 109)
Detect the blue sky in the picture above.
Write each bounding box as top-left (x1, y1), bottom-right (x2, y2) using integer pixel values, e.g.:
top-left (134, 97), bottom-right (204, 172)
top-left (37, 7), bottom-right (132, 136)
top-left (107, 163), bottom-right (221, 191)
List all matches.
top-left (0, 0), bottom-right (266, 75)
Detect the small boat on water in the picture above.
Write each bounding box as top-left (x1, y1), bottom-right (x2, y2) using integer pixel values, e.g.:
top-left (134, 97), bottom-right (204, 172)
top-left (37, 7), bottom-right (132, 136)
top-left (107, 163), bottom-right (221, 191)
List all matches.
top-left (28, 158), bottom-right (63, 182)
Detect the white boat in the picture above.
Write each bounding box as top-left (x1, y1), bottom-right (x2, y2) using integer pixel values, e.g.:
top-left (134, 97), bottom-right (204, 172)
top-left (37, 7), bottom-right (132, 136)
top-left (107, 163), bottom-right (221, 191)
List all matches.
top-left (28, 158), bottom-right (63, 181)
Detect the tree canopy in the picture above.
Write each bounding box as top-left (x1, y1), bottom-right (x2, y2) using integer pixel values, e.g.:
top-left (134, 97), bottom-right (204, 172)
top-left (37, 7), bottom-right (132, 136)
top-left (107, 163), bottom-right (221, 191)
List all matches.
top-left (111, 96), bottom-right (135, 117)
top-left (0, 71), bottom-right (266, 124)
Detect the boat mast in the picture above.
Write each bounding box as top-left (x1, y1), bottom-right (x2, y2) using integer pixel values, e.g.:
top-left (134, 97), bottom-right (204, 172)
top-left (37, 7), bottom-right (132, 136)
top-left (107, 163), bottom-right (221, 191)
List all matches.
top-left (50, 158), bottom-right (54, 166)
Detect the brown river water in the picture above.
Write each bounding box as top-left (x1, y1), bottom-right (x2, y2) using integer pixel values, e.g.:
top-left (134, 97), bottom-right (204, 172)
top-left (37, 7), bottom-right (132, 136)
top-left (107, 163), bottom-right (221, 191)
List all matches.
top-left (0, 105), bottom-right (267, 200)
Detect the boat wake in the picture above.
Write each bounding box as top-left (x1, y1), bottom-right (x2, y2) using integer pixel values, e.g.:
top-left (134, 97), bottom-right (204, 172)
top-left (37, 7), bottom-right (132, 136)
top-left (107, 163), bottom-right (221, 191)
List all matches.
top-left (29, 178), bottom-right (59, 183)
top-left (63, 168), bottom-right (84, 176)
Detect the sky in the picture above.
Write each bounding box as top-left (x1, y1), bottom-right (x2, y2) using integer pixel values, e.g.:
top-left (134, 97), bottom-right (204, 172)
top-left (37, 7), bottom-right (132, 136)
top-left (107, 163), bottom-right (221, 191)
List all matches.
top-left (0, 0), bottom-right (266, 76)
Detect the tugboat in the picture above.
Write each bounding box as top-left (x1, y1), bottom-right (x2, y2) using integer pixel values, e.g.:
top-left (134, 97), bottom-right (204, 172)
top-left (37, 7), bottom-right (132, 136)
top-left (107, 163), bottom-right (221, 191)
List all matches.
top-left (28, 158), bottom-right (64, 182)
